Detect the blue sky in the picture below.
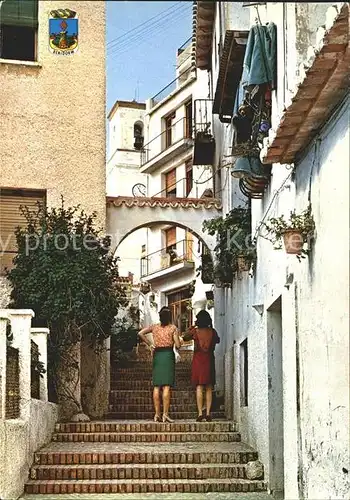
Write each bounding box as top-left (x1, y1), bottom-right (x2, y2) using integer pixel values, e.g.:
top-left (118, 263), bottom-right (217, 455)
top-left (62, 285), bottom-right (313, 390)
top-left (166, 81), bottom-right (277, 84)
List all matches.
top-left (106, 1), bottom-right (192, 114)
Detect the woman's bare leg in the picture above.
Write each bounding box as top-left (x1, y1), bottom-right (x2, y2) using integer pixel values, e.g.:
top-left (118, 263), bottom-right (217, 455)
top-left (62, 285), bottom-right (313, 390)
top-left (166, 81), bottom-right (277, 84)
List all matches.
top-left (153, 387), bottom-right (161, 417)
top-left (205, 384), bottom-right (213, 415)
top-left (196, 385), bottom-right (204, 415)
top-left (162, 385), bottom-right (171, 415)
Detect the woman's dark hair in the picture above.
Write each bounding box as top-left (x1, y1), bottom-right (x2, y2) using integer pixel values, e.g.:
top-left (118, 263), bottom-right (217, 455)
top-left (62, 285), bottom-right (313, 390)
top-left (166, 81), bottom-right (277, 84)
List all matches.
top-left (159, 306), bottom-right (171, 326)
top-left (195, 310), bottom-right (213, 328)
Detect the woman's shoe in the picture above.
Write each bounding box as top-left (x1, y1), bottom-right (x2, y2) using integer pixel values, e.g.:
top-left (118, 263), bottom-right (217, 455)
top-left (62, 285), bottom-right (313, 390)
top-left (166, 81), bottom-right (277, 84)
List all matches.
top-left (205, 413), bottom-right (212, 422)
top-left (162, 414), bottom-right (174, 423)
top-left (196, 414), bottom-right (205, 422)
top-left (154, 415), bottom-right (161, 422)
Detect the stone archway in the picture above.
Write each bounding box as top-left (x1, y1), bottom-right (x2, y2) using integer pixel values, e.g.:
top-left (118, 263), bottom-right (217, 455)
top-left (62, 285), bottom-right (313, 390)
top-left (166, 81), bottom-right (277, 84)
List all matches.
top-left (106, 196), bottom-right (222, 260)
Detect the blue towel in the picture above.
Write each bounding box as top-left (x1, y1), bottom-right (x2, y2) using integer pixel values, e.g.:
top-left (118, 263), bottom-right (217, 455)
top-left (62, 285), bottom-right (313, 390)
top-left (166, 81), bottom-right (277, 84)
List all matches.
top-left (241, 23), bottom-right (277, 89)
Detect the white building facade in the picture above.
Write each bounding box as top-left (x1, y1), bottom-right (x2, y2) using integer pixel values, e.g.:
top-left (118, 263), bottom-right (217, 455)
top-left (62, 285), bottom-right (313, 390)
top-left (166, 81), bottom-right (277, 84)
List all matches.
top-left (107, 40), bottom-right (216, 332)
top-left (192, 1), bottom-right (349, 499)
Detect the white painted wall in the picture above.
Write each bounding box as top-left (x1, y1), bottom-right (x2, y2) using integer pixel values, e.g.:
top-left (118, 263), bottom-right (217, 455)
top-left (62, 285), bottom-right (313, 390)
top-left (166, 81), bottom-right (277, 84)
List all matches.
top-left (0, 312), bottom-right (58, 500)
top-left (204, 2), bottom-right (349, 499)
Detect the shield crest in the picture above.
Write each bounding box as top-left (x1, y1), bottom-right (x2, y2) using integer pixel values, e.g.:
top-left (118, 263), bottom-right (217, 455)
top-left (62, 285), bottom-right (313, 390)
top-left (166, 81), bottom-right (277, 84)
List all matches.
top-left (49, 9), bottom-right (78, 55)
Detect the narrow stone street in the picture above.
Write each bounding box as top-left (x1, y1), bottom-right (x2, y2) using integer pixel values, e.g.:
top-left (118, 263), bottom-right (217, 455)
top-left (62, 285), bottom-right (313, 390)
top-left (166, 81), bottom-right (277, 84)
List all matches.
top-left (22, 347), bottom-right (267, 497)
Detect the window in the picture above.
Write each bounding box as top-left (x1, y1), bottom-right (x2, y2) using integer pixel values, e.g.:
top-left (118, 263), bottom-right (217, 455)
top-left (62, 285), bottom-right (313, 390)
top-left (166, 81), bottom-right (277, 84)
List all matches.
top-left (165, 168), bottom-right (176, 198)
top-left (133, 121), bottom-right (144, 150)
top-left (0, 188), bottom-right (46, 275)
top-left (240, 339), bottom-right (248, 407)
top-left (165, 226), bottom-right (179, 265)
top-left (165, 226), bottom-right (176, 250)
top-left (185, 100), bottom-right (193, 138)
top-left (167, 286), bottom-right (192, 334)
top-left (0, 0), bottom-right (38, 61)
top-left (164, 111), bottom-right (175, 149)
top-left (185, 160), bottom-right (193, 197)
top-left (185, 230), bottom-right (193, 261)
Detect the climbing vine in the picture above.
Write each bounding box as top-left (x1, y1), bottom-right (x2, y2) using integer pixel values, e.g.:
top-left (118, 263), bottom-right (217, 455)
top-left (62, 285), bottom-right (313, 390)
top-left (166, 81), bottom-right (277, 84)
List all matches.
top-left (203, 205), bottom-right (256, 285)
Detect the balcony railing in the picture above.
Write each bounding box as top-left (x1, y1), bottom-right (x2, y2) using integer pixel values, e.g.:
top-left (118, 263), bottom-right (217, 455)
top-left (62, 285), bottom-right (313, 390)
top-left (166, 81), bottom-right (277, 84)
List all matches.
top-left (177, 37), bottom-right (192, 54)
top-left (194, 99), bottom-right (214, 136)
top-left (140, 116), bottom-right (192, 167)
top-left (151, 67), bottom-right (194, 108)
top-left (140, 239), bottom-right (194, 278)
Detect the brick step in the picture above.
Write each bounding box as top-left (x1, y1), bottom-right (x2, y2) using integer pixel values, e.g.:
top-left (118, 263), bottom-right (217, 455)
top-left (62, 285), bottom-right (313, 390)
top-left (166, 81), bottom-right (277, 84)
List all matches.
top-left (33, 442), bottom-right (257, 465)
top-left (52, 431), bottom-right (241, 444)
top-left (110, 381), bottom-right (192, 389)
top-left (111, 369), bottom-right (192, 376)
top-left (106, 411), bottom-right (226, 420)
top-left (108, 403), bottom-right (202, 412)
top-left (112, 365), bottom-right (192, 372)
top-left (55, 421), bottom-right (237, 433)
top-left (30, 463), bottom-right (250, 481)
top-left (109, 389), bottom-right (195, 395)
top-left (24, 478), bottom-right (267, 494)
top-left (110, 374), bottom-right (192, 381)
top-left (109, 394), bottom-right (196, 404)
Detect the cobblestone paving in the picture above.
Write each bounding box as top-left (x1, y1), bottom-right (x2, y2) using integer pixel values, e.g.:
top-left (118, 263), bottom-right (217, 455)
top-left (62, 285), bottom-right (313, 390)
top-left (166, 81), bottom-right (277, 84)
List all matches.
top-left (22, 493), bottom-right (271, 500)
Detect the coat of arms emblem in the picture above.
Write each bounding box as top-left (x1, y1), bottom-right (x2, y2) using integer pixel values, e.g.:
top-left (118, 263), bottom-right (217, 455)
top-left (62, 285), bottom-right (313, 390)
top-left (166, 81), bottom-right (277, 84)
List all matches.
top-left (49, 9), bottom-right (78, 55)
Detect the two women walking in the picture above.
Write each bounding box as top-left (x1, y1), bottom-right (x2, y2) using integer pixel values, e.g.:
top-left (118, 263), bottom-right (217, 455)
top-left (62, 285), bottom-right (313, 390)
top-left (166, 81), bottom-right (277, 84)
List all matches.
top-left (138, 307), bottom-right (219, 422)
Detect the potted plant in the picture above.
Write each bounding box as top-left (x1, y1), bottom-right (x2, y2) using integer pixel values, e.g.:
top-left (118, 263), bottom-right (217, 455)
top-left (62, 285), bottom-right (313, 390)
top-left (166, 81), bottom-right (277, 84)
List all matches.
top-left (262, 206), bottom-right (315, 258)
top-left (236, 246), bottom-right (257, 273)
top-left (203, 204), bottom-right (254, 284)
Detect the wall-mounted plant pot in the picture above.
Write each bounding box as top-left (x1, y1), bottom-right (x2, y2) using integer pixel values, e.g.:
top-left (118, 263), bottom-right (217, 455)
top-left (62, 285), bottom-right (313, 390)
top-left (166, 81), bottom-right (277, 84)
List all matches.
top-left (237, 255), bottom-right (250, 272)
top-left (282, 230), bottom-right (304, 254)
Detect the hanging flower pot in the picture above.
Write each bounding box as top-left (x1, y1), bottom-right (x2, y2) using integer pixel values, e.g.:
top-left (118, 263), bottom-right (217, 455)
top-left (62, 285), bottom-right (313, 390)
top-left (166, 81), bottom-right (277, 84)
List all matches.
top-left (237, 255), bottom-right (251, 271)
top-left (282, 230), bottom-right (304, 254)
top-left (262, 206), bottom-right (315, 259)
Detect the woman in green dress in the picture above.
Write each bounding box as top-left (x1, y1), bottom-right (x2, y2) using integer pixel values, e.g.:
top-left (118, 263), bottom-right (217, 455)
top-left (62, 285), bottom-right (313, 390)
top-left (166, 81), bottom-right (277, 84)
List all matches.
top-left (138, 307), bottom-right (181, 423)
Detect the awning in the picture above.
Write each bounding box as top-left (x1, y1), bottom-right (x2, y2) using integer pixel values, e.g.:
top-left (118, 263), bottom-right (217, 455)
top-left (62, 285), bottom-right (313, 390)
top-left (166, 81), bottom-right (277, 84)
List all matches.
top-left (0, 0), bottom-right (38, 28)
top-left (213, 30), bottom-right (249, 123)
top-left (261, 3), bottom-right (349, 165)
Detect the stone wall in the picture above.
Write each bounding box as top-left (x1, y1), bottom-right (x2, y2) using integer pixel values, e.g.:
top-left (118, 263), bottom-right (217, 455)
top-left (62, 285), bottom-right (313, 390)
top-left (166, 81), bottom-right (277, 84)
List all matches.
top-left (0, 0), bottom-right (106, 226)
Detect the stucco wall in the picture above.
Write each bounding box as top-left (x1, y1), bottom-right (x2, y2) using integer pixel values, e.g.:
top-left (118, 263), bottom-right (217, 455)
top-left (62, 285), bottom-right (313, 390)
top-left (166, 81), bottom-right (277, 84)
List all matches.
top-left (0, 399), bottom-right (58, 500)
top-left (293, 99), bottom-right (349, 500)
top-left (0, 0), bottom-right (106, 226)
top-left (204, 2), bottom-right (349, 499)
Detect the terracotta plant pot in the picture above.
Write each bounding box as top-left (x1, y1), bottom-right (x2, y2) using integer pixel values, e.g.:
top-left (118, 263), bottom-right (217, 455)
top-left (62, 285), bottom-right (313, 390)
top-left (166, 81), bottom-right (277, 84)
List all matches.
top-left (237, 255), bottom-right (250, 271)
top-left (282, 230), bottom-right (304, 254)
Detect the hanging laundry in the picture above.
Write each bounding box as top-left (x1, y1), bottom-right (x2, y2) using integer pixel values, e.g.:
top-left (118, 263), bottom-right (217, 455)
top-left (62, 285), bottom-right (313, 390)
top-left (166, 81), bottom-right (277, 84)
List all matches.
top-left (241, 23), bottom-right (277, 89)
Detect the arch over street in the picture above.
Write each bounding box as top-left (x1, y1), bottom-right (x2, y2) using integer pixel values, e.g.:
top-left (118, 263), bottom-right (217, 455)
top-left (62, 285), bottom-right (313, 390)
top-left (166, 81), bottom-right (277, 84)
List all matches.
top-left (106, 196), bottom-right (222, 261)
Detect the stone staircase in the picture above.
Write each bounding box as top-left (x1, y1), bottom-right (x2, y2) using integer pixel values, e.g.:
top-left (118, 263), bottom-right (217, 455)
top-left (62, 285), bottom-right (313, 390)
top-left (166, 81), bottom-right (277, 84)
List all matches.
top-left (24, 346), bottom-right (267, 494)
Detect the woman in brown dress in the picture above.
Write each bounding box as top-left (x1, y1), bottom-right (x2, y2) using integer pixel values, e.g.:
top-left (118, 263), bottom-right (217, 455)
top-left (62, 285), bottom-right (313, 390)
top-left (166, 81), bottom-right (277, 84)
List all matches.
top-left (138, 307), bottom-right (181, 423)
top-left (182, 310), bottom-right (220, 421)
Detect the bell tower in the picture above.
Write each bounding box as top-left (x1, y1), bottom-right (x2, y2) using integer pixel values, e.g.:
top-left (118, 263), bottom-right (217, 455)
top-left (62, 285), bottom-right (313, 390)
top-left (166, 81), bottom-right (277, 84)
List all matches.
top-left (107, 100), bottom-right (146, 159)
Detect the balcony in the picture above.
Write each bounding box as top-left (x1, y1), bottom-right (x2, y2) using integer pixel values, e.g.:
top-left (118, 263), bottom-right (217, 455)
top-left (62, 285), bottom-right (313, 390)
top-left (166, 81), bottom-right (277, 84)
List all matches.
top-left (193, 99), bottom-right (215, 165)
top-left (140, 116), bottom-right (193, 174)
top-left (140, 239), bottom-right (195, 281)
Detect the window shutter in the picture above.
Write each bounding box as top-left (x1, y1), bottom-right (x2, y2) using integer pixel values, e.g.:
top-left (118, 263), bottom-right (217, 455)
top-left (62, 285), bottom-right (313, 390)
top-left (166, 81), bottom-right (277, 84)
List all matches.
top-left (0, 0), bottom-right (38, 28)
top-left (0, 189), bottom-right (45, 274)
top-left (165, 169), bottom-right (176, 191)
top-left (165, 227), bottom-right (176, 247)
